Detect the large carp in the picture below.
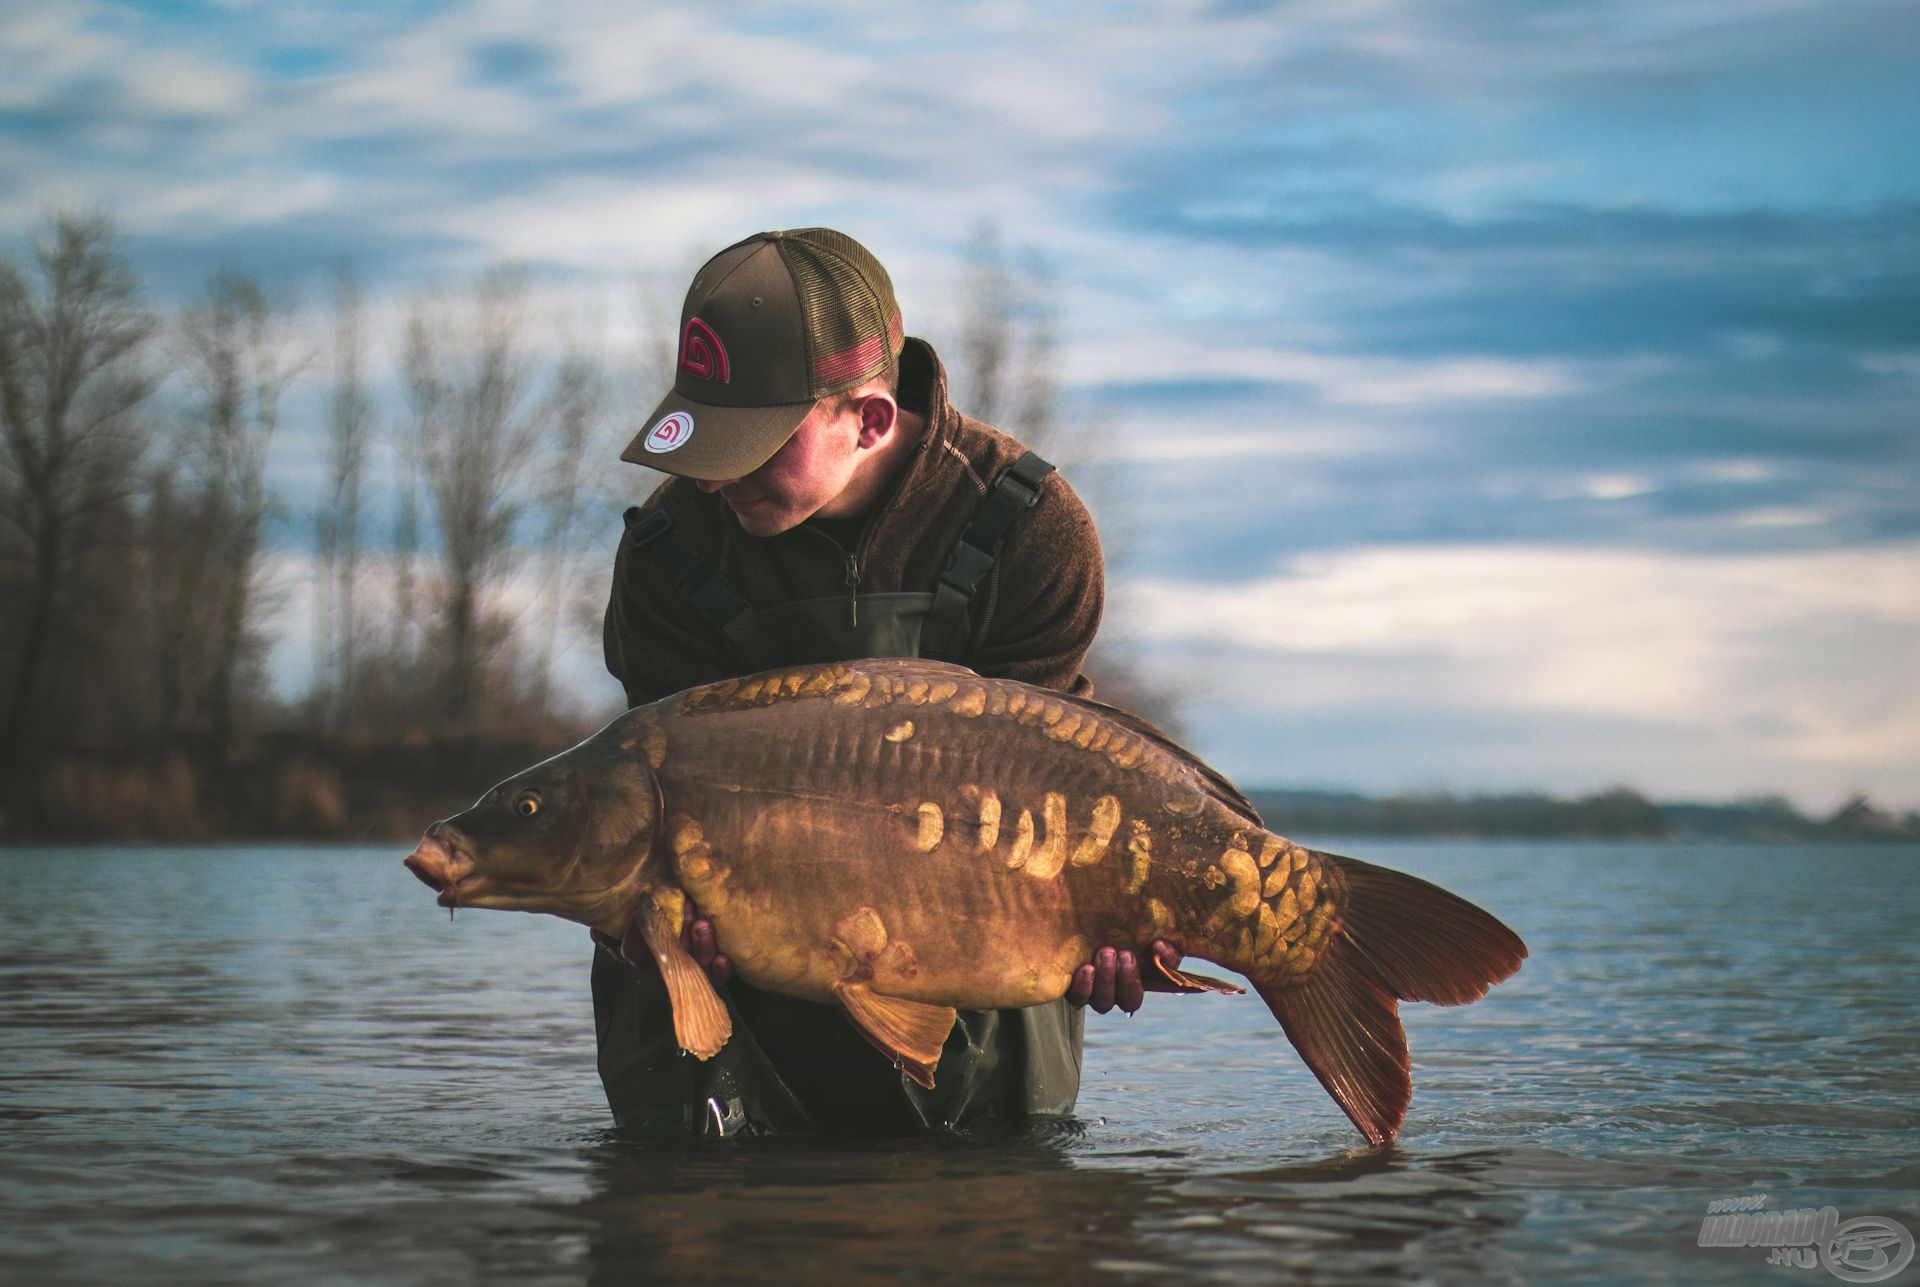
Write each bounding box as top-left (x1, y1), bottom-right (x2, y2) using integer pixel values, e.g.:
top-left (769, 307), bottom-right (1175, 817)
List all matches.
top-left (404, 659), bottom-right (1525, 1145)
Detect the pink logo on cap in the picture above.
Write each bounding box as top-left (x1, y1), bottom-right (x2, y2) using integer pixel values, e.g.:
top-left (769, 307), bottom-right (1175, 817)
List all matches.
top-left (680, 317), bottom-right (729, 383)
top-left (643, 411), bottom-right (695, 454)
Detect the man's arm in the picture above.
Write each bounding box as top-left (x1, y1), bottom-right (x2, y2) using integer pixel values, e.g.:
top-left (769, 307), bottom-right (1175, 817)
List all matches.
top-left (967, 469), bottom-right (1105, 696)
top-left (603, 489), bottom-right (739, 707)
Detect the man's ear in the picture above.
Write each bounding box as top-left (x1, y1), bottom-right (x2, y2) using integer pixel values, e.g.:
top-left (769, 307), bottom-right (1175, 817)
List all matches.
top-left (853, 393), bottom-right (898, 449)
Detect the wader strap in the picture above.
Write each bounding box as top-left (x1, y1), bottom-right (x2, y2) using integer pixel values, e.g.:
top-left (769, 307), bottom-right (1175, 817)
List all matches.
top-left (920, 451), bottom-right (1054, 661)
top-left (623, 507), bottom-right (784, 672)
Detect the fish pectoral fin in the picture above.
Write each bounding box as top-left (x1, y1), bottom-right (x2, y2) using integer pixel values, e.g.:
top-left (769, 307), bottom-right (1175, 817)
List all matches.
top-left (831, 981), bottom-right (955, 1090)
top-left (1147, 953), bottom-right (1247, 996)
top-left (635, 896), bottom-right (732, 1061)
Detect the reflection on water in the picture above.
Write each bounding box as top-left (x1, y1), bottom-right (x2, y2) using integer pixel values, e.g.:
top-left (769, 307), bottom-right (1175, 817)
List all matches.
top-left (569, 1130), bottom-right (1529, 1285)
top-left (2, 842), bottom-right (1916, 1284)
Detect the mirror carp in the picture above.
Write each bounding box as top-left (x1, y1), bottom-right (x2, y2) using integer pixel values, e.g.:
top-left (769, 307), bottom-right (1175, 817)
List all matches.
top-left (404, 658), bottom-right (1526, 1145)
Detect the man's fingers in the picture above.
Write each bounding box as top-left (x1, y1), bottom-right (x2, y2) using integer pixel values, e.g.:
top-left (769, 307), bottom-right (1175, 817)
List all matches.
top-left (687, 918), bottom-right (718, 969)
top-left (1067, 962), bottom-right (1095, 1007)
top-left (1139, 939), bottom-right (1191, 993)
top-left (684, 917), bottom-right (733, 985)
top-left (1069, 945), bottom-right (1162, 1013)
top-left (1114, 949), bottom-right (1144, 1014)
top-left (1087, 945), bottom-right (1118, 1013)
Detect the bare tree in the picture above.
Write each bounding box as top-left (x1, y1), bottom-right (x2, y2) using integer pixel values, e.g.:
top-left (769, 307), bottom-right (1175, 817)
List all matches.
top-left (954, 223), bottom-right (1098, 466)
top-left (138, 460), bottom-right (219, 739)
top-left (531, 317), bottom-right (606, 708)
top-left (951, 222), bottom-right (1180, 733)
top-left (176, 272), bottom-right (306, 756)
top-left (387, 338), bottom-right (426, 710)
top-left (957, 222), bottom-right (1017, 427)
top-left (0, 214), bottom-right (156, 769)
top-left (316, 269), bottom-right (374, 733)
top-left (404, 268), bottom-right (549, 727)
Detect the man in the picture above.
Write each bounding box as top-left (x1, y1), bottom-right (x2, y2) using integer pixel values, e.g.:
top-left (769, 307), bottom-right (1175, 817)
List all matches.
top-left (595, 228), bottom-right (1167, 1136)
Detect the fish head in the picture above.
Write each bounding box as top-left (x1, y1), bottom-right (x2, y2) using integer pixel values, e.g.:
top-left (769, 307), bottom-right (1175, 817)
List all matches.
top-left (402, 719), bottom-right (661, 932)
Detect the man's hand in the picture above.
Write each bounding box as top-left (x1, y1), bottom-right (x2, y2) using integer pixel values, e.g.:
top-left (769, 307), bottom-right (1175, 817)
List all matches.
top-left (589, 903), bottom-right (733, 987)
top-left (1067, 940), bottom-right (1184, 1014)
top-left (681, 911), bottom-right (733, 985)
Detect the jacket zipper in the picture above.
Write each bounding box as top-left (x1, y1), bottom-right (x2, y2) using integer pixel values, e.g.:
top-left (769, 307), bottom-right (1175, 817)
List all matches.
top-left (799, 524), bottom-right (866, 628)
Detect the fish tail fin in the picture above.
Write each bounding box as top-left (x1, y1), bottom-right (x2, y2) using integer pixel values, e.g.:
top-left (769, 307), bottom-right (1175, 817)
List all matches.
top-left (1256, 853), bottom-right (1527, 1145)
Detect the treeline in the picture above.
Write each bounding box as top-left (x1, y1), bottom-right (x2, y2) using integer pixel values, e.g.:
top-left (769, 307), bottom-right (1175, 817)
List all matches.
top-left (0, 214), bottom-right (646, 838)
top-left (1247, 787), bottom-right (1920, 842)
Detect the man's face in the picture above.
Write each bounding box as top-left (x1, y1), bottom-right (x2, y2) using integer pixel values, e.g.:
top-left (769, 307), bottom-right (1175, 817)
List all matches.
top-left (696, 399), bottom-right (865, 536)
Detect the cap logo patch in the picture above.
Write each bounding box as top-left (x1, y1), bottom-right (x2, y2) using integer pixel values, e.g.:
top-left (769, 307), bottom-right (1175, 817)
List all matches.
top-left (642, 410), bottom-right (695, 454)
top-left (680, 317), bottom-right (730, 383)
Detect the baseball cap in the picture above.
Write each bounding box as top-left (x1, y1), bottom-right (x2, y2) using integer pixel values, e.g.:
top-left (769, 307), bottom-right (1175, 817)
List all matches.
top-left (621, 228), bottom-right (905, 480)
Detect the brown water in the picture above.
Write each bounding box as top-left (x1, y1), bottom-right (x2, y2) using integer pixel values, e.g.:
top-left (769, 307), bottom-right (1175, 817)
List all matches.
top-left (2, 841), bottom-right (1916, 1285)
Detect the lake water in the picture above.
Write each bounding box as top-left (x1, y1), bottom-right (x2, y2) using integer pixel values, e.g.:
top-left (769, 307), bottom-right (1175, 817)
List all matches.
top-left (2, 841), bottom-right (1916, 1285)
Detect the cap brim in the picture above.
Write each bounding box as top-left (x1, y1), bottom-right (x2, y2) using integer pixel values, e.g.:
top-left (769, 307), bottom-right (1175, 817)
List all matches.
top-left (620, 389), bottom-right (813, 480)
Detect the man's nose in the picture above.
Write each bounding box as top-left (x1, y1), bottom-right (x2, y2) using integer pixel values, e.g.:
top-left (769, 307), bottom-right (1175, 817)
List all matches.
top-left (695, 477), bottom-right (737, 494)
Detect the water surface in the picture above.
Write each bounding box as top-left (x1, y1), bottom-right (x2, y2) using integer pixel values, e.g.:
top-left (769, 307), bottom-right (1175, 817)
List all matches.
top-left (3, 841), bottom-right (1915, 1284)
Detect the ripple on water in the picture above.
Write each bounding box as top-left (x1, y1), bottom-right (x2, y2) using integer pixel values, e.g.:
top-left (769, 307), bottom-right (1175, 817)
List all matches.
top-left (1, 841), bottom-right (1916, 1285)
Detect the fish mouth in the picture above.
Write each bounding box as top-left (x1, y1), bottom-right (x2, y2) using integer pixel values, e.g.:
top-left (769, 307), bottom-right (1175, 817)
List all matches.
top-left (403, 831), bottom-right (480, 908)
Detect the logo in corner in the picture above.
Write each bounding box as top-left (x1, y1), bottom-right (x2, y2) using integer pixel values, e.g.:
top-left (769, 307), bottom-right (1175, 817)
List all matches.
top-left (1699, 1196), bottom-right (1914, 1283)
top-left (643, 411), bottom-right (695, 455)
top-left (1825, 1215), bottom-right (1915, 1284)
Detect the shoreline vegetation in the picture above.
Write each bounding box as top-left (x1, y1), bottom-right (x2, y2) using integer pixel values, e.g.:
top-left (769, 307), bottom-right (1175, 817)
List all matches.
top-left (4, 733), bottom-right (1914, 843)
top-left (1246, 787), bottom-right (1920, 844)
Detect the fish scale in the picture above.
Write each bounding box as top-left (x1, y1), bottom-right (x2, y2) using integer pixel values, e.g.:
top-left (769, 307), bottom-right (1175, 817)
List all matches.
top-left (404, 657), bottom-right (1526, 1146)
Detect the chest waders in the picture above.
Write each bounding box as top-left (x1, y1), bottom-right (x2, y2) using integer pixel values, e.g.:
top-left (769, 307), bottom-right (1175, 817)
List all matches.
top-left (592, 452), bottom-right (1087, 1135)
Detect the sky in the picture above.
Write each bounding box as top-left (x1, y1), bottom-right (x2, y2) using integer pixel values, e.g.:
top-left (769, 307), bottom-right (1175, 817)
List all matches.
top-left (4, 0), bottom-right (1917, 811)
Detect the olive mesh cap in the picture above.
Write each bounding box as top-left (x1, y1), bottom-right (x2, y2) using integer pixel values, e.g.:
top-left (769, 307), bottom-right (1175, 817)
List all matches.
top-left (621, 228), bottom-right (906, 479)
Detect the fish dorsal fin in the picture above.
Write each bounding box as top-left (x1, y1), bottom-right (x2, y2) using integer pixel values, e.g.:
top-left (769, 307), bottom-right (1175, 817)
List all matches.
top-left (847, 657), bottom-right (981, 681)
top-left (839, 660), bottom-right (1262, 825)
top-left (1056, 691), bottom-right (1264, 827)
top-left (633, 894), bottom-right (732, 1060)
top-left (831, 980), bottom-right (955, 1089)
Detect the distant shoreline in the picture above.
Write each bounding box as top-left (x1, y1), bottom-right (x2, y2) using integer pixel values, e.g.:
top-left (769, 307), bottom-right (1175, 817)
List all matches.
top-left (3, 736), bottom-right (1914, 842)
top-left (1245, 787), bottom-right (1920, 843)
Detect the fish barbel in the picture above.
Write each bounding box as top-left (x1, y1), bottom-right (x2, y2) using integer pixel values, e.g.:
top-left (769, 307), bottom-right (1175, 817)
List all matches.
top-left (403, 659), bottom-right (1526, 1144)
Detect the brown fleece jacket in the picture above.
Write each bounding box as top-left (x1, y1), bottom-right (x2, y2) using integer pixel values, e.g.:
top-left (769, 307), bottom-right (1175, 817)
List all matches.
top-left (603, 337), bottom-right (1104, 705)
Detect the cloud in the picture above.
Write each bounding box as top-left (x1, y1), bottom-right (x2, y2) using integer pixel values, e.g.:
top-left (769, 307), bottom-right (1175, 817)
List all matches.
top-left (1120, 539), bottom-right (1920, 808)
top-left (1079, 343), bottom-right (1577, 407)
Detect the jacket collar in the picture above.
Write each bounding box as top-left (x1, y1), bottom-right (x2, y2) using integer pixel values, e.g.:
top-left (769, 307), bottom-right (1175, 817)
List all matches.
top-left (887, 337), bottom-right (961, 510)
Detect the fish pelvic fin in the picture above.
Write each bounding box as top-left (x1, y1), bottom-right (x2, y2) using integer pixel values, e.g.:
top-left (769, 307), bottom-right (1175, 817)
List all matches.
top-left (635, 894), bottom-right (732, 1061)
top-left (1258, 853), bottom-right (1527, 1146)
top-left (831, 981), bottom-right (956, 1090)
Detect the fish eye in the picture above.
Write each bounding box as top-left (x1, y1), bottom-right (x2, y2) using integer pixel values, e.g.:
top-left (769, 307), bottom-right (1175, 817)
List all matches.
top-left (513, 791), bottom-right (541, 818)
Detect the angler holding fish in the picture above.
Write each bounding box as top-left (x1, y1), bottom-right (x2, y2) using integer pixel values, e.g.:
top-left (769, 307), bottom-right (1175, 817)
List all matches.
top-left (404, 228), bottom-right (1526, 1143)
top-left (590, 227), bottom-right (1127, 1135)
